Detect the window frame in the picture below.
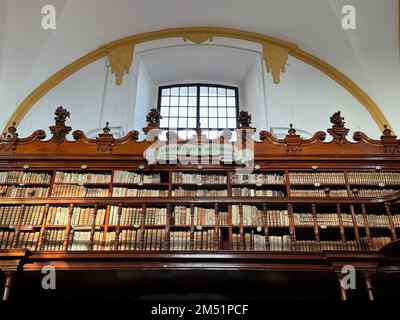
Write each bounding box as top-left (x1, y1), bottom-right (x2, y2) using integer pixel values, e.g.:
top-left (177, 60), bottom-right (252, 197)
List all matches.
top-left (157, 83), bottom-right (240, 131)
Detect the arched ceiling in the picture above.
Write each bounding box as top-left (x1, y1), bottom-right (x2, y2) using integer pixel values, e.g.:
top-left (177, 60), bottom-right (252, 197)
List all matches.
top-left (0, 0), bottom-right (399, 135)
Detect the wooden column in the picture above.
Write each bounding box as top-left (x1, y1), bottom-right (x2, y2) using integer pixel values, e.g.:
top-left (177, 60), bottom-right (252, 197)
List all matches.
top-left (12, 205), bottom-right (26, 248)
top-left (336, 272), bottom-right (348, 301)
top-left (287, 204), bottom-right (296, 251)
top-left (139, 204), bottom-right (146, 250)
top-left (165, 204), bottom-right (171, 250)
top-left (336, 204), bottom-right (346, 242)
top-left (214, 203), bottom-right (219, 250)
top-left (62, 204), bottom-right (74, 251)
top-left (263, 203), bottom-right (270, 250)
top-left (361, 203), bottom-right (373, 250)
top-left (114, 203), bottom-right (122, 251)
top-left (350, 189), bottom-right (361, 250)
top-left (89, 204), bottom-right (98, 251)
top-left (384, 202), bottom-right (397, 241)
top-left (37, 204), bottom-right (50, 251)
top-left (239, 203), bottom-right (244, 250)
top-left (311, 203), bottom-right (320, 250)
top-left (362, 274), bottom-right (375, 300)
top-left (2, 272), bottom-right (14, 301)
top-left (189, 204), bottom-right (195, 251)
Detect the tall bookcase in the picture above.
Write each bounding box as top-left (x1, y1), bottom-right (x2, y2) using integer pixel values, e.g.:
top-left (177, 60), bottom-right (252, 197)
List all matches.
top-left (0, 108), bottom-right (400, 300)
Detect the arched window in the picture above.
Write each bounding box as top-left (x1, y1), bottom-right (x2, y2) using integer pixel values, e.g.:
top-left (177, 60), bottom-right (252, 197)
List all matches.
top-left (158, 84), bottom-right (239, 139)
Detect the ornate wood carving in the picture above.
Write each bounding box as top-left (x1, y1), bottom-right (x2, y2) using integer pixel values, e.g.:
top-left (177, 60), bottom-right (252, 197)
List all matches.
top-left (262, 42), bottom-right (289, 84)
top-left (143, 108), bottom-right (162, 135)
top-left (108, 43), bottom-right (134, 86)
top-left (49, 106), bottom-right (72, 145)
top-left (238, 111), bottom-right (252, 129)
top-left (327, 111), bottom-right (349, 145)
top-left (0, 109), bottom-right (399, 160)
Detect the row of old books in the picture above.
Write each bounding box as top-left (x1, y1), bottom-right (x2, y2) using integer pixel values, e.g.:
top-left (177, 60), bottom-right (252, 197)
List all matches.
top-left (0, 230), bottom-right (15, 249)
top-left (15, 231), bottom-right (40, 250)
top-left (21, 206), bottom-right (46, 225)
top-left (42, 229), bottom-right (66, 251)
top-left (360, 236), bottom-right (392, 251)
top-left (357, 189), bottom-right (397, 197)
top-left (232, 233), bottom-right (291, 251)
top-left (45, 207), bottom-right (106, 226)
top-left (231, 206), bottom-right (289, 226)
top-left (296, 240), bottom-right (358, 251)
top-left (113, 171), bottom-right (161, 184)
top-left (0, 206), bottom-right (21, 226)
top-left (54, 171), bottom-right (111, 184)
top-left (172, 206), bottom-right (216, 225)
top-left (290, 189), bottom-right (348, 197)
top-left (68, 231), bottom-right (103, 251)
top-left (52, 185), bottom-right (109, 197)
top-left (104, 229), bottom-right (166, 251)
top-left (170, 230), bottom-right (219, 250)
top-left (231, 188), bottom-right (285, 197)
top-left (112, 187), bottom-right (168, 197)
top-left (230, 173), bottom-right (285, 184)
top-left (0, 186), bottom-right (49, 198)
top-left (288, 172), bottom-right (346, 184)
top-left (172, 188), bottom-right (228, 197)
top-left (347, 171), bottom-right (400, 185)
top-left (172, 172), bottom-right (227, 184)
top-left (392, 215), bottom-right (400, 227)
top-left (109, 206), bottom-right (167, 225)
top-left (0, 171), bottom-right (51, 184)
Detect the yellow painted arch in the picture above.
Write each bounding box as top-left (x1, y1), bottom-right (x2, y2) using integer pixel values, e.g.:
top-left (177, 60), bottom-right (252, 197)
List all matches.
top-left (3, 27), bottom-right (391, 132)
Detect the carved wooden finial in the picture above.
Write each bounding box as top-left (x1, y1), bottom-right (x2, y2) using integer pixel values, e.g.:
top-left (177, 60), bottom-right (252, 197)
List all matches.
top-left (330, 111), bottom-right (345, 128)
top-left (288, 124), bottom-right (297, 135)
top-left (0, 121), bottom-right (19, 152)
top-left (143, 108), bottom-right (162, 134)
top-left (382, 125), bottom-right (392, 137)
top-left (49, 106), bottom-right (72, 144)
top-left (103, 122), bottom-right (111, 135)
top-left (327, 111), bottom-right (349, 144)
top-left (238, 111), bottom-right (252, 129)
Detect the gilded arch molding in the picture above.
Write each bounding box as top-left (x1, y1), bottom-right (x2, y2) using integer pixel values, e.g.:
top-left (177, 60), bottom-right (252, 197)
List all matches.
top-left (3, 27), bottom-right (391, 132)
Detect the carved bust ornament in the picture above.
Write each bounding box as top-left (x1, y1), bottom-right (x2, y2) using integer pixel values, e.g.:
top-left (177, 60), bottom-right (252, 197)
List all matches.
top-left (49, 106), bottom-right (72, 144)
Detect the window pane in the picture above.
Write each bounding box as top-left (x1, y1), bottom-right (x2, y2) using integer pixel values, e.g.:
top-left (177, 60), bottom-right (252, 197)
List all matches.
top-left (208, 97), bottom-right (217, 106)
top-left (218, 108), bottom-right (227, 117)
top-left (179, 96), bottom-right (187, 106)
top-left (161, 88), bottom-right (170, 96)
top-left (171, 87), bottom-right (179, 96)
top-left (160, 97), bottom-right (170, 106)
top-left (217, 88), bottom-right (226, 96)
top-left (200, 118), bottom-right (208, 128)
top-left (170, 107), bottom-right (178, 117)
top-left (188, 107), bottom-right (196, 117)
top-left (227, 118), bottom-right (236, 128)
top-left (200, 87), bottom-right (208, 96)
top-left (188, 97), bottom-right (196, 106)
top-left (178, 118), bottom-right (187, 128)
top-left (207, 131), bottom-right (218, 139)
top-left (188, 118), bottom-right (196, 128)
top-left (199, 108), bottom-right (208, 117)
top-left (227, 89), bottom-right (235, 96)
top-left (209, 118), bottom-right (218, 128)
top-left (179, 107), bottom-right (188, 117)
top-left (160, 118), bottom-right (168, 128)
top-left (209, 87), bottom-right (217, 96)
top-left (169, 118), bottom-right (178, 128)
top-left (218, 97), bottom-right (226, 107)
top-left (188, 86), bottom-right (197, 96)
top-left (227, 108), bottom-right (236, 117)
top-left (179, 86), bottom-right (188, 96)
top-left (200, 97), bottom-right (208, 107)
top-left (209, 108), bottom-right (217, 117)
top-left (160, 107), bottom-right (169, 117)
top-left (218, 118), bottom-right (227, 128)
top-left (227, 97), bottom-right (236, 107)
top-left (170, 96), bottom-right (179, 106)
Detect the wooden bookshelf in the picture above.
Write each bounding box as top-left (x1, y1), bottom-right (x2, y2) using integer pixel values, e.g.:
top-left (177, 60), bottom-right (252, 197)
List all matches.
top-left (0, 108), bottom-right (400, 300)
